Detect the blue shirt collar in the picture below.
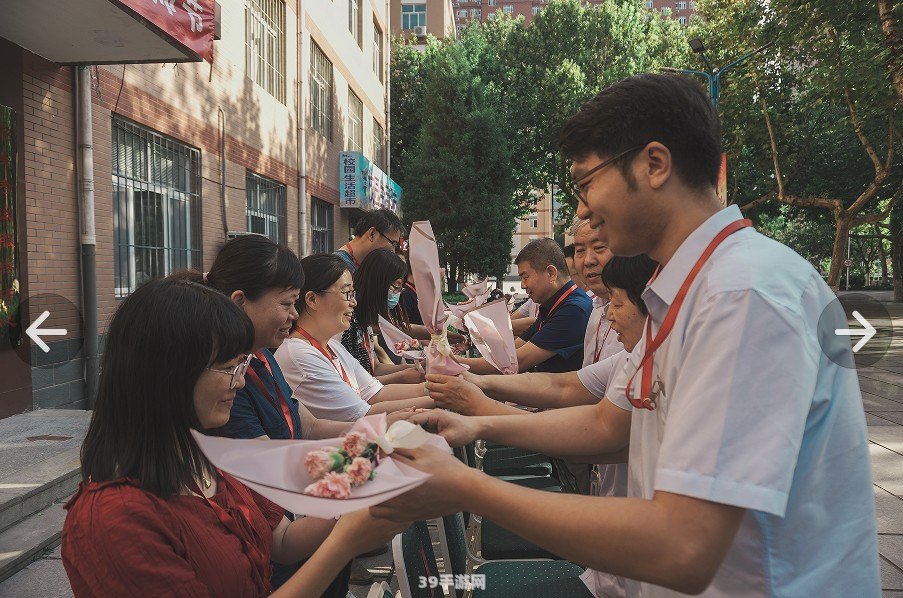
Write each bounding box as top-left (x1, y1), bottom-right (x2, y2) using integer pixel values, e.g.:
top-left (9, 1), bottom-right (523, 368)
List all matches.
top-left (540, 279), bottom-right (576, 314)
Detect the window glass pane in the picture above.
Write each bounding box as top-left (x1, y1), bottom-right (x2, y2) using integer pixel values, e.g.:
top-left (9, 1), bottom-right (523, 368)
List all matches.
top-left (246, 0), bottom-right (286, 102)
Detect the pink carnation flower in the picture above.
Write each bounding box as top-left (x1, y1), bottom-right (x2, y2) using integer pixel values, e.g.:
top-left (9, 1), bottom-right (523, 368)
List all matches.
top-left (394, 340), bottom-right (410, 352)
top-left (304, 472), bottom-right (352, 499)
top-left (305, 448), bottom-right (339, 478)
top-left (345, 457), bottom-right (373, 485)
top-left (342, 432), bottom-right (370, 458)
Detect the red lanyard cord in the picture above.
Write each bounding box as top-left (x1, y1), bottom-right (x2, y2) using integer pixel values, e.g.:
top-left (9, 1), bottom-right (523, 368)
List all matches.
top-left (245, 355), bottom-right (295, 438)
top-left (537, 284), bottom-right (578, 331)
top-left (625, 219), bottom-right (752, 410)
top-left (295, 327), bottom-right (353, 388)
top-left (593, 314), bottom-right (613, 364)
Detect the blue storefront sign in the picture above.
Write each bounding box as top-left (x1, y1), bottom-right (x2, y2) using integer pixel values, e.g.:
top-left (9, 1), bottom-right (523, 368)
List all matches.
top-left (339, 151), bottom-right (402, 214)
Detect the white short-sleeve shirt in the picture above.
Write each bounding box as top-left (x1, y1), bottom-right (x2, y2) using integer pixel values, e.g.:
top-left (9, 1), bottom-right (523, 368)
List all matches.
top-left (605, 205), bottom-right (879, 597)
top-left (274, 337), bottom-right (384, 422)
top-left (583, 297), bottom-right (623, 368)
top-left (579, 350), bottom-right (630, 598)
top-left (516, 298), bottom-right (540, 318)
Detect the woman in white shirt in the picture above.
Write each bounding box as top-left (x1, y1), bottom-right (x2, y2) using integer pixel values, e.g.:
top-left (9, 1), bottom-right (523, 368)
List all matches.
top-left (275, 254), bottom-right (433, 422)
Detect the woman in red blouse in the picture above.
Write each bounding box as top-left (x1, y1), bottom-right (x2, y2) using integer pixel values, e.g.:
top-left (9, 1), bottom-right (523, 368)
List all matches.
top-left (62, 277), bottom-right (407, 597)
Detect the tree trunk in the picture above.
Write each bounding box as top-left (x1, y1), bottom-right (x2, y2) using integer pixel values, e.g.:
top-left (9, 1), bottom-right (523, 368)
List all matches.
top-left (875, 225), bottom-right (889, 284)
top-left (894, 233), bottom-right (903, 301)
top-left (827, 216), bottom-right (853, 291)
top-left (879, 0), bottom-right (903, 105)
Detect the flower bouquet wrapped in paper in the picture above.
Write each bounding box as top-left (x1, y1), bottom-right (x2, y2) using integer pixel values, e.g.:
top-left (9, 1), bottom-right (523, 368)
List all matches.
top-left (464, 298), bottom-right (519, 374)
top-left (191, 414), bottom-right (448, 518)
top-left (378, 315), bottom-right (425, 362)
top-left (447, 279), bottom-right (491, 321)
top-left (408, 221), bottom-right (468, 376)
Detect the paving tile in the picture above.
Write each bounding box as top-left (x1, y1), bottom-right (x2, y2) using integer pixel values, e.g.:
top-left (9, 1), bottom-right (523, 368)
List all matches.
top-left (868, 413), bottom-right (903, 426)
top-left (861, 379), bottom-right (903, 403)
top-left (875, 487), bottom-right (903, 534)
top-left (861, 369), bottom-right (903, 388)
top-left (864, 393), bottom-right (903, 412)
top-left (872, 444), bottom-right (903, 495)
top-left (882, 556), bottom-right (903, 591)
top-left (880, 534), bottom-right (903, 571)
top-left (871, 427), bottom-right (903, 455)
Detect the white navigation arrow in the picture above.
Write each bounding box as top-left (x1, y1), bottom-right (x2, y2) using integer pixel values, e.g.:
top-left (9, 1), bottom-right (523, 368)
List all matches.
top-left (25, 311), bottom-right (67, 353)
top-left (835, 310), bottom-right (876, 353)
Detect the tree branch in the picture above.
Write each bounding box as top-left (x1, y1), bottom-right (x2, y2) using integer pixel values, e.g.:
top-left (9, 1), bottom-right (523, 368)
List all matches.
top-left (756, 83), bottom-right (786, 199)
top-left (843, 85), bottom-right (885, 175)
top-left (852, 177), bottom-right (903, 225)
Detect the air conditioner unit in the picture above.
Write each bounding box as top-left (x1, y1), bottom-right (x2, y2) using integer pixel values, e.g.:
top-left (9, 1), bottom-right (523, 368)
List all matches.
top-left (412, 25), bottom-right (427, 37)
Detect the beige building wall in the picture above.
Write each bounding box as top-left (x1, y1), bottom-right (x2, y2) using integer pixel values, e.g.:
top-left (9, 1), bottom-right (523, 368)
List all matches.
top-left (303, 0), bottom-right (389, 250)
top-left (391, 0), bottom-right (456, 45)
top-left (504, 190), bottom-right (556, 286)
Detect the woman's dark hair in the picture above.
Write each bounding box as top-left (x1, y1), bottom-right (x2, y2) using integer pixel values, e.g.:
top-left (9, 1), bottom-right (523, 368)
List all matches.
top-left (353, 248), bottom-right (407, 329)
top-left (80, 277), bottom-right (255, 498)
top-left (600, 255), bottom-right (658, 316)
top-left (206, 234), bottom-right (304, 299)
top-left (297, 254), bottom-right (350, 314)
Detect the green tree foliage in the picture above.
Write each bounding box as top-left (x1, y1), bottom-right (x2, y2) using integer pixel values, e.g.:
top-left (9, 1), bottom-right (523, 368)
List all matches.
top-left (400, 40), bottom-right (516, 289)
top-left (691, 0), bottom-right (903, 291)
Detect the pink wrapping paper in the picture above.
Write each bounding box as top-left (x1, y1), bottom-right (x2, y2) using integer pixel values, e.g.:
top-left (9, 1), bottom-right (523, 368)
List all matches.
top-left (191, 414), bottom-right (448, 518)
top-left (409, 221), bottom-right (469, 375)
top-left (464, 299), bottom-right (519, 374)
top-left (377, 315), bottom-right (426, 361)
top-left (447, 279), bottom-right (491, 320)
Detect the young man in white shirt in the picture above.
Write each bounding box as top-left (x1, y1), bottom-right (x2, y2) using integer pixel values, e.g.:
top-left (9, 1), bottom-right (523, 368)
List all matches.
top-left (372, 74), bottom-right (880, 596)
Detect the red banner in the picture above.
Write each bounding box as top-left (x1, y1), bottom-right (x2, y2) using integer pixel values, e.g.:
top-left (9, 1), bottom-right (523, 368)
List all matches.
top-left (115, 0), bottom-right (215, 63)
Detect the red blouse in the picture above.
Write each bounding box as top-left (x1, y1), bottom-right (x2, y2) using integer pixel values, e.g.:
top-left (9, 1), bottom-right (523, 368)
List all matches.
top-left (62, 472), bottom-right (285, 597)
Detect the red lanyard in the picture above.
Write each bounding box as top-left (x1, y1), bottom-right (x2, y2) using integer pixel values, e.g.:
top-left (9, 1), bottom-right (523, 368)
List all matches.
top-left (344, 245), bottom-right (361, 268)
top-left (190, 474), bottom-right (270, 595)
top-left (296, 327), bottom-right (353, 388)
top-left (537, 284), bottom-right (578, 331)
top-left (246, 352), bottom-right (295, 438)
top-left (625, 219), bottom-right (752, 410)
top-left (405, 281), bottom-right (416, 293)
top-left (592, 314), bottom-right (613, 364)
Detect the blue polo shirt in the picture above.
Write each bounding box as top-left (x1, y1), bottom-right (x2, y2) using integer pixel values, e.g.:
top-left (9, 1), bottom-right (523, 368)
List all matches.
top-left (226, 349), bottom-right (303, 440)
top-left (334, 249), bottom-right (357, 274)
top-left (519, 280), bottom-right (592, 373)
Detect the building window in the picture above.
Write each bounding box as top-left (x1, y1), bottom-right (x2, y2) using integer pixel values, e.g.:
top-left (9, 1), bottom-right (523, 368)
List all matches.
top-left (529, 216), bottom-right (538, 228)
top-left (402, 4), bottom-right (427, 29)
top-left (488, 0), bottom-right (496, 6)
top-left (488, 11), bottom-right (496, 20)
top-left (456, 24), bottom-right (466, 35)
top-left (661, 7), bottom-right (668, 15)
top-left (347, 90), bottom-right (364, 153)
top-left (311, 198), bottom-right (334, 253)
top-left (458, 9), bottom-right (467, 17)
top-left (470, 8), bottom-right (480, 18)
top-left (310, 42), bottom-right (333, 141)
top-left (689, 0), bottom-right (696, 8)
top-left (373, 20), bottom-right (384, 82)
top-left (503, 5), bottom-right (513, 13)
top-left (531, 5), bottom-right (540, 15)
top-left (678, 1), bottom-right (686, 9)
top-left (112, 117), bottom-right (201, 298)
top-left (372, 119), bottom-right (386, 170)
top-left (245, 171), bottom-right (286, 243)
top-left (245, 0), bottom-right (286, 103)
top-left (349, 0), bottom-right (361, 45)
top-left (645, 0), bottom-right (653, 7)
top-left (678, 15), bottom-right (687, 24)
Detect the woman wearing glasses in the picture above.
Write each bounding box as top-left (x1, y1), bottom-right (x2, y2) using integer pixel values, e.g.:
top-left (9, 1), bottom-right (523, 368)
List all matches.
top-left (340, 248), bottom-right (424, 383)
top-left (275, 254), bottom-right (434, 422)
top-left (61, 277), bottom-right (407, 597)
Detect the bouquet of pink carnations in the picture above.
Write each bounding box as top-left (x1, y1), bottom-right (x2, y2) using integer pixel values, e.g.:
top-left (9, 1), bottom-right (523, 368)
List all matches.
top-left (393, 338), bottom-right (422, 353)
top-left (303, 431), bottom-right (380, 499)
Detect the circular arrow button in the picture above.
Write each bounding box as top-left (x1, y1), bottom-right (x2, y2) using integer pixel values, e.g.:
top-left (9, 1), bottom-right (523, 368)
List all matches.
top-left (13, 293), bottom-right (84, 368)
top-left (818, 292), bottom-right (892, 369)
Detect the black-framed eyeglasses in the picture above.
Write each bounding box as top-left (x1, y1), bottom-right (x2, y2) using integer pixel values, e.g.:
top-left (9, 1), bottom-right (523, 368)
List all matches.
top-left (378, 230), bottom-right (402, 251)
top-left (206, 353), bottom-right (254, 389)
top-left (319, 289), bottom-right (357, 302)
top-left (569, 145), bottom-right (646, 203)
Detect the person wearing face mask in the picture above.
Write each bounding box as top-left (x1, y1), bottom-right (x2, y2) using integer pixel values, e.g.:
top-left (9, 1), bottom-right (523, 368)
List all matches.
top-left (572, 218), bottom-right (623, 367)
top-left (340, 248), bottom-right (423, 383)
top-left (275, 254), bottom-right (433, 423)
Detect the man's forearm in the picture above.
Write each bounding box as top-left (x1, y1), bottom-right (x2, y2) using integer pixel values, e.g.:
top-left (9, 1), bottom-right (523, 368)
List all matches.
top-left (457, 356), bottom-right (501, 375)
top-left (479, 371), bottom-right (598, 409)
top-left (461, 472), bottom-right (740, 594)
top-left (473, 404), bottom-right (625, 457)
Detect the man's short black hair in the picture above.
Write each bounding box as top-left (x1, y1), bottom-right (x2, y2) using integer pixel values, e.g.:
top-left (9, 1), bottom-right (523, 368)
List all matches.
top-left (563, 243), bottom-right (575, 259)
top-left (353, 209), bottom-right (405, 238)
top-left (559, 74), bottom-right (721, 191)
top-left (515, 238), bottom-right (569, 276)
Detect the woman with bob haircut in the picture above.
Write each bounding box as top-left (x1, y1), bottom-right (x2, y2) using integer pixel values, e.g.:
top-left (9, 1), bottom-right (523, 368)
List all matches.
top-left (61, 277), bottom-right (407, 596)
top-left (275, 254), bottom-right (433, 422)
